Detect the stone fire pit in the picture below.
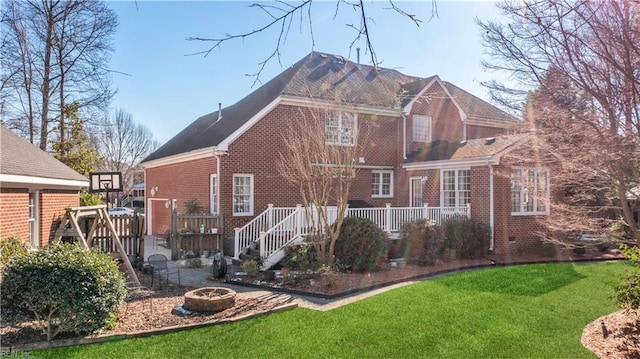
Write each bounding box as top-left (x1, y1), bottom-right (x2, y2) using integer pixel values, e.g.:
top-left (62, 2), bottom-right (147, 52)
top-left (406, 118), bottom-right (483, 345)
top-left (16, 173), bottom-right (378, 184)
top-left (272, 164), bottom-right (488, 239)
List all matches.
top-left (183, 287), bottom-right (236, 313)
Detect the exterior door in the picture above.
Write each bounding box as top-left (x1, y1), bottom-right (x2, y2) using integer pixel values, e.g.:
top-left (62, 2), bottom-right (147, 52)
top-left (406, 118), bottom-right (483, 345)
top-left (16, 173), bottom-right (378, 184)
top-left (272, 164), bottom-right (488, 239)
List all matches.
top-left (409, 177), bottom-right (423, 207)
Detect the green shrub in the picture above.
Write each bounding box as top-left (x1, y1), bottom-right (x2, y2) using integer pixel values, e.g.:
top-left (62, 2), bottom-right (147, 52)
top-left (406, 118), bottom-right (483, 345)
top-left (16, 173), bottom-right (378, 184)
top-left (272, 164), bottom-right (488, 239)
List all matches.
top-left (1, 243), bottom-right (126, 341)
top-left (397, 220), bottom-right (444, 266)
top-left (281, 242), bottom-right (317, 271)
top-left (0, 236), bottom-right (29, 269)
top-left (615, 271), bottom-right (640, 310)
top-left (242, 259), bottom-right (260, 277)
top-left (534, 242), bottom-right (557, 258)
top-left (611, 219), bottom-right (634, 241)
top-left (334, 216), bottom-right (388, 273)
top-left (442, 216), bottom-right (491, 259)
top-left (615, 245), bottom-right (640, 310)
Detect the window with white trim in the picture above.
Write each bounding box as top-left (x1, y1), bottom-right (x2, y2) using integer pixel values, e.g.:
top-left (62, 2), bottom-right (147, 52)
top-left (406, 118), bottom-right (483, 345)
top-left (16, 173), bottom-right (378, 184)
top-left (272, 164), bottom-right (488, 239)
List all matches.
top-left (511, 167), bottom-right (549, 215)
top-left (412, 115), bottom-right (432, 142)
top-left (325, 111), bottom-right (356, 146)
top-left (441, 169), bottom-right (470, 207)
top-left (233, 174), bottom-right (253, 216)
top-left (371, 170), bottom-right (393, 198)
top-left (210, 174), bottom-right (218, 215)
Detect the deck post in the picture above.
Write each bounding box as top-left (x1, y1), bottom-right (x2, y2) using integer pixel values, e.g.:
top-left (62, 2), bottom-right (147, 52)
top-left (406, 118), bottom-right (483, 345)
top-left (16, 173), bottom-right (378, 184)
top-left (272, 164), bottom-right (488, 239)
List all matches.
top-left (234, 227), bottom-right (240, 259)
top-left (385, 203), bottom-right (391, 233)
top-left (295, 204), bottom-right (302, 238)
top-left (267, 204), bottom-right (274, 228)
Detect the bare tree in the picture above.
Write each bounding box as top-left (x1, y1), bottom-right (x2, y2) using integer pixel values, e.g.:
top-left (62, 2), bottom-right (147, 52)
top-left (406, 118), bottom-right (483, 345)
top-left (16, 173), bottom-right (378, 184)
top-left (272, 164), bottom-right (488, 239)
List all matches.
top-left (479, 1), bottom-right (640, 243)
top-left (96, 108), bottom-right (159, 193)
top-left (277, 105), bottom-right (373, 266)
top-left (1, 0), bottom-right (117, 150)
top-left (188, 1), bottom-right (434, 85)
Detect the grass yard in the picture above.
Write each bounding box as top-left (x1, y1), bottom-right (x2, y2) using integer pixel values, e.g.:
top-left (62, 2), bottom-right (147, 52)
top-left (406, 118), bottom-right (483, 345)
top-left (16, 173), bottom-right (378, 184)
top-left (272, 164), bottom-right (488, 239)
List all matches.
top-left (36, 261), bottom-right (627, 358)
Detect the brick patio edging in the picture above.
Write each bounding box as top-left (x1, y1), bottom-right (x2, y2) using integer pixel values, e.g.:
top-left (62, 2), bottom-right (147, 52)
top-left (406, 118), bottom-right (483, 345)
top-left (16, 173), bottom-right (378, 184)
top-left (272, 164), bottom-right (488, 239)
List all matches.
top-left (5, 302), bottom-right (298, 353)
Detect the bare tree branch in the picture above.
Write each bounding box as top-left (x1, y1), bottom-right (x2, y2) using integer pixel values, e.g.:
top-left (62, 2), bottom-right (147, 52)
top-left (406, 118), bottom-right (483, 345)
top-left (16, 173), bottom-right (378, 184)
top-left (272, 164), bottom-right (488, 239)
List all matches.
top-left (188, 0), bottom-right (433, 85)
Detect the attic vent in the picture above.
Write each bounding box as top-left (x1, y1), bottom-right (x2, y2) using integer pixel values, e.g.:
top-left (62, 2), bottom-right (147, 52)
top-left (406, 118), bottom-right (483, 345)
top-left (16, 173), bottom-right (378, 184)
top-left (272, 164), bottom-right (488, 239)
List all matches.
top-left (485, 137), bottom-right (496, 145)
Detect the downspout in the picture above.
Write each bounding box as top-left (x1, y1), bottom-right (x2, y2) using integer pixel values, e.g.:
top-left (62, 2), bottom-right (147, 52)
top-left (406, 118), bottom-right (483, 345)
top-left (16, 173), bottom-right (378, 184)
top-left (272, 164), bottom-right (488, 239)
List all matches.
top-left (488, 160), bottom-right (495, 252)
top-left (402, 113), bottom-right (407, 160)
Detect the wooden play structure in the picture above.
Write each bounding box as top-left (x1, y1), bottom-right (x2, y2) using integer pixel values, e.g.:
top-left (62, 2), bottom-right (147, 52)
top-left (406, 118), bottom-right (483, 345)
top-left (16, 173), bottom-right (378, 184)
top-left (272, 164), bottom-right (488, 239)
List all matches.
top-left (54, 205), bottom-right (140, 286)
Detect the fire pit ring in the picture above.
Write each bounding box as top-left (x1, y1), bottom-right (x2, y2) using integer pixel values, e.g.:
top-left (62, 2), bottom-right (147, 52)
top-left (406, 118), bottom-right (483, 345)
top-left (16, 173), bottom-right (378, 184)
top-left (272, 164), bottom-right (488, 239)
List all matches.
top-left (183, 287), bottom-right (236, 313)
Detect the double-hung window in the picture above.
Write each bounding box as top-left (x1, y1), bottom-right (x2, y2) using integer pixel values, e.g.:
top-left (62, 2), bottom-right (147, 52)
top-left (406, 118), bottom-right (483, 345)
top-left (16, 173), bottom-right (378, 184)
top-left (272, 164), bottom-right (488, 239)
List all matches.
top-left (412, 115), bottom-right (432, 142)
top-left (371, 170), bottom-right (393, 198)
top-left (210, 174), bottom-right (218, 215)
top-left (325, 111), bottom-right (356, 146)
top-left (441, 169), bottom-right (470, 207)
top-left (233, 174), bottom-right (253, 216)
top-left (511, 167), bottom-right (549, 215)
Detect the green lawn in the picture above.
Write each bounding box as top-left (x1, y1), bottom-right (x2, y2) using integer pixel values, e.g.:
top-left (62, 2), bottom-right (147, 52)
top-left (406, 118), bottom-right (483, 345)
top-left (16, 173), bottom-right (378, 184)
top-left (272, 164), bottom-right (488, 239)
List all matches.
top-left (36, 261), bottom-right (627, 359)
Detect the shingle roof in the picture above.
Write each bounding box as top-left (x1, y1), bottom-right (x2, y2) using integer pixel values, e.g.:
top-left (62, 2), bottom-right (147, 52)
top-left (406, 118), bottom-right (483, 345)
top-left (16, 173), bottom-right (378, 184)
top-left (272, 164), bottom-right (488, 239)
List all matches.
top-left (406, 134), bottom-right (530, 163)
top-left (443, 82), bottom-right (519, 125)
top-left (143, 52), bottom-right (519, 163)
top-left (0, 125), bottom-right (88, 183)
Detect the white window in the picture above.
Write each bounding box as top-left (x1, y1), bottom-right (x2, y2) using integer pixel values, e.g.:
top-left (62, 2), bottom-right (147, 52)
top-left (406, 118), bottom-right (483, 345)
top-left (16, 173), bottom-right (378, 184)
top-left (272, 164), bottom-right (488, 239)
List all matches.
top-left (511, 167), bottom-right (550, 215)
top-left (412, 115), bottom-right (432, 142)
top-left (28, 191), bottom-right (39, 249)
top-left (441, 169), bottom-right (470, 207)
top-left (372, 170), bottom-right (394, 198)
top-left (233, 174), bottom-right (253, 216)
top-left (325, 111), bottom-right (356, 146)
top-left (210, 174), bottom-right (218, 215)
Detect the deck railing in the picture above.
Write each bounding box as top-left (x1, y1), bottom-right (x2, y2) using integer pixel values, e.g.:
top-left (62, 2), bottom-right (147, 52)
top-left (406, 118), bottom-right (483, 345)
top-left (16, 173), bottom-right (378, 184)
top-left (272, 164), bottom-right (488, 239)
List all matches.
top-left (234, 204), bottom-right (297, 259)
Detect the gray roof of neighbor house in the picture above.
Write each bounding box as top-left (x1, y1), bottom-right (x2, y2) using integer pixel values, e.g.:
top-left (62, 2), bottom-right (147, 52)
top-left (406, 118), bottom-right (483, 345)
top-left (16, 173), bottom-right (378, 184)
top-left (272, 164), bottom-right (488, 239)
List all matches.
top-left (0, 124), bottom-right (88, 184)
top-left (143, 52), bottom-right (520, 163)
top-left (406, 133), bottom-right (531, 163)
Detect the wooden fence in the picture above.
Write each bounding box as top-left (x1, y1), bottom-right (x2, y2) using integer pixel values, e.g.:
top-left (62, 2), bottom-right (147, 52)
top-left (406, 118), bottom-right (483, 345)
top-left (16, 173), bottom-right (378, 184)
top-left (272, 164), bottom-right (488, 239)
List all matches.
top-left (169, 212), bottom-right (224, 260)
top-left (80, 214), bottom-right (146, 258)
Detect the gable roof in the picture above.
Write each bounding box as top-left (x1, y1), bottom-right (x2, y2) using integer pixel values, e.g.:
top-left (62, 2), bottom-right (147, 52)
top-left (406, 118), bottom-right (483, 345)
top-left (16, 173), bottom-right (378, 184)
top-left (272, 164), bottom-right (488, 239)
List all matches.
top-left (0, 125), bottom-right (88, 188)
top-left (443, 82), bottom-right (520, 127)
top-left (403, 133), bottom-right (532, 169)
top-left (143, 52), bottom-right (520, 164)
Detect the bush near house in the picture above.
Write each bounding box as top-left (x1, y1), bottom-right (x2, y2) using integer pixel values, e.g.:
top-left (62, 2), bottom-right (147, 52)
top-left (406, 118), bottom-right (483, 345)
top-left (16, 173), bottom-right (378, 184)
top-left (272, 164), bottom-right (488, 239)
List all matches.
top-left (0, 236), bottom-right (29, 269)
top-left (395, 217), bottom-right (491, 264)
top-left (395, 220), bottom-right (445, 266)
top-left (0, 243), bottom-right (126, 341)
top-left (334, 216), bottom-right (388, 273)
top-left (442, 216), bottom-right (491, 259)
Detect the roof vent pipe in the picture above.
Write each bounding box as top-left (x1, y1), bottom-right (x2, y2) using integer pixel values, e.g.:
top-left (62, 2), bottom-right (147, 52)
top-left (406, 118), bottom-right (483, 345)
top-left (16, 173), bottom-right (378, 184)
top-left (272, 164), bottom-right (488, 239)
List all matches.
top-left (356, 47), bottom-right (360, 66)
top-left (218, 103), bottom-right (222, 121)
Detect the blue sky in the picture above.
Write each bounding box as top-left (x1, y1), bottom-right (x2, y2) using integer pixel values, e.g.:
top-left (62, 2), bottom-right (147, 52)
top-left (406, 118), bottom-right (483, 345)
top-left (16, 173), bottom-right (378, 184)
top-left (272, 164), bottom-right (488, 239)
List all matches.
top-left (108, 1), bottom-right (509, 144)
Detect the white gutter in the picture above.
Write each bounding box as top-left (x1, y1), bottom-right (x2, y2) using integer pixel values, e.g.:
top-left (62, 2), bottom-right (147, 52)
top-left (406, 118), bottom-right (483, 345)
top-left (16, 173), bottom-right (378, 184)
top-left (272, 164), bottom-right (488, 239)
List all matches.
top-left (402, 156), bottom-right (496, 171)
top-left (402, 113), bottom-right (407, 160)
top-left (0, 174), bottom-right (88, 189)
top-left (213, 149), bottom-right (227, 214)
top-left (488, 160), bottom-right (495, 251)
top-left (141, 147), bottom-right (215, 169)
top-left (280, 96), bottom-right (401, 117)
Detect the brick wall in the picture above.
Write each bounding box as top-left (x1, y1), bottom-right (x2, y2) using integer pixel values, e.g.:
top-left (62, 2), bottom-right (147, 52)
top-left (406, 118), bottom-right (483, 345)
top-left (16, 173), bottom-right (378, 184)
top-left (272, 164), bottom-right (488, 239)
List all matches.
top-left (0, 188), bottom-right (29, 241)
top-left (466, 124), bottom-right (507, 139)
top-left (40, 190), bottom-right (80, 246)
top-left (0, 188), bottom-right (79, 247)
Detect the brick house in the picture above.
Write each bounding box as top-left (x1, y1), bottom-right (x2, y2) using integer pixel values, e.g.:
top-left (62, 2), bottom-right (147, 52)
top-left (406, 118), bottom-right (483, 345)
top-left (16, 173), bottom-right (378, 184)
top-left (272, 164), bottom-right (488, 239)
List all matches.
top-left (141, 52), bottom-right (551, 259)
top-left (0, 125), bottom-right (88, 248)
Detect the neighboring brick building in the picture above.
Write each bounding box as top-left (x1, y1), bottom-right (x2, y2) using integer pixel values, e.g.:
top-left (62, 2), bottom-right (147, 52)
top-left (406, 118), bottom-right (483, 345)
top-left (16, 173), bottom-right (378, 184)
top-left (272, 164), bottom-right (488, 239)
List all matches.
top-left (142, 52), bottom-right (549, 256)
top-left (0, 125), bottom-right (88, 248)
